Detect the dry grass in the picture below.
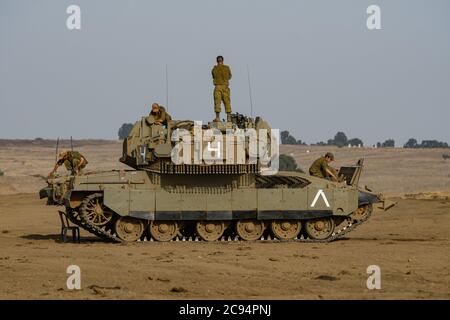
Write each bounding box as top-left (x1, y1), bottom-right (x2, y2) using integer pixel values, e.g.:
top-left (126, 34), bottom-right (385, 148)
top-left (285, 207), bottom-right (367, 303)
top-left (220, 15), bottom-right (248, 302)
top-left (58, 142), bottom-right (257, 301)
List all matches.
top-left (0, 141), bottom-right (128, 195)
top-left (281, 145), bottom-right (450, 196)
top-left (0, 141), bottom-right (449, 196)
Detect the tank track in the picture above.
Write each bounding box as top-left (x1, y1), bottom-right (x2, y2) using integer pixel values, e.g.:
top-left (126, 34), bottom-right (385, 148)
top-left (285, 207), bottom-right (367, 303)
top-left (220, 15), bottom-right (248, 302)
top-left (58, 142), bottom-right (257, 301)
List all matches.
top-left (65, 207), bottom-right (121, 243)
top-left (64, 199), bottom-right (373, 244)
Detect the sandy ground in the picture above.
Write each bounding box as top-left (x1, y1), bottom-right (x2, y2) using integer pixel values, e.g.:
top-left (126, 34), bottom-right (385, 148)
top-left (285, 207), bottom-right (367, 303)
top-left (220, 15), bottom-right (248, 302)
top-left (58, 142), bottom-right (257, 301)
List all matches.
top-left (0, 141), bottom-right (449, 299)
top-left (0, 194), bottom-right (449, 300)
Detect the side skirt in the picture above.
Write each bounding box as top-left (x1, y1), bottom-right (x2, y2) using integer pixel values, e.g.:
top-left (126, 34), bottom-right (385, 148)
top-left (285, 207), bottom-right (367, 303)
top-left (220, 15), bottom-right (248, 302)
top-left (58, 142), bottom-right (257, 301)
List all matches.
top-left (129, 210), bottom-right (333, 221)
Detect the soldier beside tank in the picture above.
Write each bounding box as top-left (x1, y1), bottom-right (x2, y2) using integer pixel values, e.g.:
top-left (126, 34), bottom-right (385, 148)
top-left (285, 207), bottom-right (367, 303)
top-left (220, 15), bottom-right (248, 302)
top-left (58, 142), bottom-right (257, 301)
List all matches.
top-left (145, 103), bottom-right (172, 127)
top-left (309, 152), bottom-right (339, 181)
top-left (48, 150), bottom-right (88, 177)
top-left (212, 55), bottom-right (232, 123)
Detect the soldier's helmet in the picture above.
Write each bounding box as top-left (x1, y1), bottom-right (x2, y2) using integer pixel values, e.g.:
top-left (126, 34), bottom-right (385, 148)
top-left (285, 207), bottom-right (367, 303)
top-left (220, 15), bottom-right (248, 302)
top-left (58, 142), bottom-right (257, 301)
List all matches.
top-left (59, 150), bottom-right (68, 158)
top-left (325, 152), bottom-right (335, 160)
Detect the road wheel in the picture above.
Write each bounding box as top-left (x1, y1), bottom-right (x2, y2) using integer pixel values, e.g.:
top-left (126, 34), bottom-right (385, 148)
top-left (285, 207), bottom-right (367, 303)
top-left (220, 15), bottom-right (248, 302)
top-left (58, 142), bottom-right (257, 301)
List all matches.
top-left (150, 221), bottom-right (179, 242)
top-left (304, 217), bottom-right (335, 240)
top-left (115, 216), bottom-right (144, 242)
top-left (236, 220), bottom-right (265, 241)
top-left (271, 220), bottom-right (301, 240)
top-left (196, 221), bottom-right (225, 241)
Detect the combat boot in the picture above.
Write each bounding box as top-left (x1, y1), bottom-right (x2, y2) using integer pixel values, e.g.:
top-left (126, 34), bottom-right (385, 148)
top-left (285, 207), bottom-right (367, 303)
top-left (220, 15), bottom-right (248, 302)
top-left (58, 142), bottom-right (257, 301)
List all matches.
top-left (214, 112), bottom-right (221, 122)
top-left (226, 113), bottom-right (231, 123)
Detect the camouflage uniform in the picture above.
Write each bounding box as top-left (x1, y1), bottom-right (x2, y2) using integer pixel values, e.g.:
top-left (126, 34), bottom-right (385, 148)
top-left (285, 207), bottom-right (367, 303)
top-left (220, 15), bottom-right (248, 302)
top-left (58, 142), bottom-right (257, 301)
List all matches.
top-left (58, 151), bottom-right (88, 174)
top-left (212, 64), bottom-right (232, 113)
top-left (147, 106), bottom-right (172, 126)
top-left (309, 156), bottom-right (329, 178)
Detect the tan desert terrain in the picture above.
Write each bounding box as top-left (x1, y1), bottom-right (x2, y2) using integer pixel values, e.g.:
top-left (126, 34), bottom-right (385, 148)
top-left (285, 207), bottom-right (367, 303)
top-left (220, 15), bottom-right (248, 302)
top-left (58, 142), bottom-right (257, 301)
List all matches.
top-left (1, 140), bottom-right (449, 196)
top-left (0, 141), bottom-right (449, 299)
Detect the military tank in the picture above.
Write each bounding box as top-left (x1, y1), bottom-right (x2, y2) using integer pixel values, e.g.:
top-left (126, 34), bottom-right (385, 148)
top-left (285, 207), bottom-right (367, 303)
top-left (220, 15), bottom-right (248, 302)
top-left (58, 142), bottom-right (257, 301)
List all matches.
top-left (39, 112), bottom-right (394, 243)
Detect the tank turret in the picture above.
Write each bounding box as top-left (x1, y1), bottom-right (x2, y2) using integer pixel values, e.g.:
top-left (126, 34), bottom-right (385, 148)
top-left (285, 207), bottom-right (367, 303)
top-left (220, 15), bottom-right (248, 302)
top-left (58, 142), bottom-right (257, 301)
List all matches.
top-left (120, 112), bottom-right (277, 175)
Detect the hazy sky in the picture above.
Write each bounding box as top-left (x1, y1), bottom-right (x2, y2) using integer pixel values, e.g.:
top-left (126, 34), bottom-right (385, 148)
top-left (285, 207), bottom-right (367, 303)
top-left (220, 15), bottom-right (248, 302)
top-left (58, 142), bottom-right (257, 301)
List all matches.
top-left (1, 0), bottom-right (449, 145)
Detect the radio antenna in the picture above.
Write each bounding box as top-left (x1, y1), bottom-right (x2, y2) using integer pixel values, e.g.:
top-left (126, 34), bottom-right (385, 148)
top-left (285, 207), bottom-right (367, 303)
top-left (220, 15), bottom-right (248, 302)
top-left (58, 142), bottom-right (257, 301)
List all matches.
top-left (70, 136), bottom-right (73, 152)
top-left (55, 137), bottom-right (60, 164)
top-left (246, 64), bottom-right (254, 118)
top-left (165, 64), bottom-right (169, 111)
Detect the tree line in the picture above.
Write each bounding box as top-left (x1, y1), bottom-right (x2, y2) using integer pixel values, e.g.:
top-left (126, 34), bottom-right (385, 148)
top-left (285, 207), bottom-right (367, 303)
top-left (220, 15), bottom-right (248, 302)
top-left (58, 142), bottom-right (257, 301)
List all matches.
top-left (281, 130), bottom-right (449, 149)
top-left (403, 138), bottom-right (449, 149)
top-left (118, 124), bottom-right (448, 149)
top-left (282, 131), bottom-right (365, 147)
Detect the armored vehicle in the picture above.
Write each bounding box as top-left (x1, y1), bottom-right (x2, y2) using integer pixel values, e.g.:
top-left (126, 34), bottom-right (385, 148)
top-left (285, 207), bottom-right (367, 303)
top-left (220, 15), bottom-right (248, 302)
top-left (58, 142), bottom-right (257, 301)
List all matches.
top-left (40, 113), bottom-right (394, 243)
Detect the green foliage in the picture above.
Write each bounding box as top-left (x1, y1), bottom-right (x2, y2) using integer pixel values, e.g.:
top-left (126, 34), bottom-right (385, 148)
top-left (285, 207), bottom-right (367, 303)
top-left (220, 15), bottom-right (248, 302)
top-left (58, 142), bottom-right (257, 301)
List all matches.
top-left (443, 154), bottom-right (450, 160)
top-left (279, 154), bottom-right (304, 173)
top-left (0, 169), bottom-right (4, 176)
top-left (404, 138), bottom-right (448, 148)
top-left (421, 140), bottom-right (449, 148)
top-left (348, 138), bottom-right (364, 147)
top-left (327, 132), bottom-right (363, 147)
top-left (333, 132), bottom-right (348, 147)
top-left (280, 131), bottom-right (297, 144)
top-left (381, 139), bottom-right (395, 148)
top-left (118, 123), bottom-right (133, 140)
top-left (282, 130), bottom-right (366, 147)
top-left (280, 130), bottom-right (307, 145)
top-left (404, 138), bottom-right (418, 148)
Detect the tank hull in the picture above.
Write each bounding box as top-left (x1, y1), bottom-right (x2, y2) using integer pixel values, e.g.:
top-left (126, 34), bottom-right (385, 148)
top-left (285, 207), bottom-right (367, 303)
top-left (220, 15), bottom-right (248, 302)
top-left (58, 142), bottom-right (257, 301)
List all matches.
top-left (63, 170), bottom-right (359, 218)
top-left (40, 168), bottom-right (387, 243)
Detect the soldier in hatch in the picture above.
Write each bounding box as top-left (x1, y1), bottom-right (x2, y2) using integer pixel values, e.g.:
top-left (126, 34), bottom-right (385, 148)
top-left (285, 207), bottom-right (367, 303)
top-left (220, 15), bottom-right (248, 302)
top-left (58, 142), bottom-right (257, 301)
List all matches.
top-left (211, 55), bottom-right (232, 122)
top-left (48, 150), bottom-right (88, 177)
top-left (309, 152), bottom-right (339, 181)
top-left (145, 103), bottom-right (172, 126)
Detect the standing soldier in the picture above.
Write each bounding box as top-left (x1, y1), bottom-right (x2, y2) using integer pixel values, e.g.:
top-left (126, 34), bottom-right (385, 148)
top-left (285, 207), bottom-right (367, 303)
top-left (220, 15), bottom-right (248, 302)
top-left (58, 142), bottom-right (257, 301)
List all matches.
top-left (48, 150), bottom-right (88, 177)
top-left (212, 55), bottom-right (232, 122)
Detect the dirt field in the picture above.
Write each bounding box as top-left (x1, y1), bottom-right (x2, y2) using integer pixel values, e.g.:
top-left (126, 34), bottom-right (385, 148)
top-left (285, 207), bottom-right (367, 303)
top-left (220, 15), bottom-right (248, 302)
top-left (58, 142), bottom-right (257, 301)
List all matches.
top-left (0, 141), bottom-right (449, 299)
top-left (0, 140), bottom-right (127, 195)
top-left (0, 194), bottom-right (448, 300)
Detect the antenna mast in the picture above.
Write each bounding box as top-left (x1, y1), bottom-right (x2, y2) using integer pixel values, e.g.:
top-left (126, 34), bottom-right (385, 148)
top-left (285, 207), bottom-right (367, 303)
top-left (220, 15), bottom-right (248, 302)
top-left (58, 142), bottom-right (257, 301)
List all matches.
top-left (55, 137), bottom-right (60, 164)
top-left (165, 64), bottom-right (169, 111)
top-left (246, 64), bottom-right (254, 118)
